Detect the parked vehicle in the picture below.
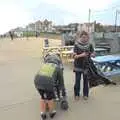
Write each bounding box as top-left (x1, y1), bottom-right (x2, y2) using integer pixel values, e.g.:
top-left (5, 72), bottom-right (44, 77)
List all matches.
top-left (92, 55), bottom-right (120, 84)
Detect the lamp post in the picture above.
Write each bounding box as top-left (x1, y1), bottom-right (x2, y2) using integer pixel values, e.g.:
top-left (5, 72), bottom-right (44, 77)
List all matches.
top-left (88, 8), bottom-right (91, 32)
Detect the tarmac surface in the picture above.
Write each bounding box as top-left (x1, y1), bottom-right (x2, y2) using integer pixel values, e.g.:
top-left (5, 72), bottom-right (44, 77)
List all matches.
top-left (0, 38), bottom-right (120, 120)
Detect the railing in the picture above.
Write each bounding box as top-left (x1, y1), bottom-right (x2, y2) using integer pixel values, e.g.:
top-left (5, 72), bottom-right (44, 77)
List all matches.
top-left (42, 46), bottom-right (110, 63)
top-left (42, 46), bottom-right (74, 63)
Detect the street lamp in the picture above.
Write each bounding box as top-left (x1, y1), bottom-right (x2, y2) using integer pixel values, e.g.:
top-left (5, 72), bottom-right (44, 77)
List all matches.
top-left (88, 8), bottom-right (91, 33)
top-left (115, 10), bottom-right (120, 32)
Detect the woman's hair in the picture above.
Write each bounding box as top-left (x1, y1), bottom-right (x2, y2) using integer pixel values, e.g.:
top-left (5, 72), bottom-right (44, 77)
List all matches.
top-left (76, 31), bottom-right (89, 39)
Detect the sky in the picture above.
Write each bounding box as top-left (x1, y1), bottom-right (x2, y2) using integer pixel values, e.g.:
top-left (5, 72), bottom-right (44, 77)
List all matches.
top-left (0, 0), bottom-right (120, 34)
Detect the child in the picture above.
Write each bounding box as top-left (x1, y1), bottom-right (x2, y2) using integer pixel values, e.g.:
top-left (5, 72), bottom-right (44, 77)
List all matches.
top-left (34, 53), bottom-right (66, 120)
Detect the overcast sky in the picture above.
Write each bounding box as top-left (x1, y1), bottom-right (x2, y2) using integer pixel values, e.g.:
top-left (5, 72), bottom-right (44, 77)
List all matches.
top-left (0, 0), bottom-right (120, 34)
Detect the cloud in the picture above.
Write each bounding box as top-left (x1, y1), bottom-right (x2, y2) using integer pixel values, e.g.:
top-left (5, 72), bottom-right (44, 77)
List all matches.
top-left (0, 3), bottom-right (31, 34)
top-left (31, 0), bottom-right (120, 24)
top-left (42, 0), bottom-right (119, 24)
top-left (44, 0), bottom-right (114, 13)
top-left (0, 0), bottom-right (119, 34)
top-left (31, 2), bottom-right (80, 25)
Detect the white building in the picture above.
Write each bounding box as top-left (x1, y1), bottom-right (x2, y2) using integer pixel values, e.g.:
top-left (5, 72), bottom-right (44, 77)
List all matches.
top-left (34, 19), bottom-right (53, 32)
top-left (77, 22), bottom-right (95, 33)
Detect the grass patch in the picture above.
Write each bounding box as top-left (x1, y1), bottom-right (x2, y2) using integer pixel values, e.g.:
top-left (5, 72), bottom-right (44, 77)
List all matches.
top-left (23, 31), bottom-right (61, 39)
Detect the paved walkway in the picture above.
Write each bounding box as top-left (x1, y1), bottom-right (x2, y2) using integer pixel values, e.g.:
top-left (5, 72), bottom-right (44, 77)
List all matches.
top-left (0, 57), bottom-right (120, 120)
top-left (0, 39), bottom-right (120, 120)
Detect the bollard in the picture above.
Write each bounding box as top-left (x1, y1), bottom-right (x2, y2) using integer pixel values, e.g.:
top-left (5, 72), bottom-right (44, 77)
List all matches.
top-left (44, 38), bottom-right (49, 47)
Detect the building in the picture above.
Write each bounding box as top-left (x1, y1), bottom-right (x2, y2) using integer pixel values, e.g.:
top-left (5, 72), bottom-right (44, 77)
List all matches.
top-left (68, 23), bottom-right (78, 31)
top-left (77, 22), bottom-right (95, 33)
top-left (35, 20), bottom-right (42, 32)
top-left (41, 19), bottom-right (53, 32)
top-left (33, 19), bottom-right (53, 32)
top-left (26, 23), bottom-right (35, 31)
top-left (9, 27), bottom-right (25, 37)
top-left (103, 25), bottom-right (120, 32)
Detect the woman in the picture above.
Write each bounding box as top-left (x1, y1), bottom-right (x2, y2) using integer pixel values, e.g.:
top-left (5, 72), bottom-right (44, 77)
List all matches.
top-left (73, 31), bottom-right (95, 100)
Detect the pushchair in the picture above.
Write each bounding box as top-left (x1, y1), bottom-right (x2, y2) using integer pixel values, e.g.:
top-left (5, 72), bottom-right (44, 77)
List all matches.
top-left (53, 83), bottom-right (69, 110)
top-left (44, 52), bottom-right (69, 111)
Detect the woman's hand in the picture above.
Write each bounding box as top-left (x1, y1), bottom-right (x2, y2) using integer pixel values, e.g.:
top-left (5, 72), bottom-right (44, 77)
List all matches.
top-left (74, 52), bottom-right (89, 59)
top-left (80, 52), bottom-right (89, 57)
top-left (90, 53), bottom-right (95, 58)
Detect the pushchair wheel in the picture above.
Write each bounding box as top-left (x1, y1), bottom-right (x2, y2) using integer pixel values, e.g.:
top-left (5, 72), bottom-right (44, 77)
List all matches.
top-left (60, 100), bottom-right (69, 110)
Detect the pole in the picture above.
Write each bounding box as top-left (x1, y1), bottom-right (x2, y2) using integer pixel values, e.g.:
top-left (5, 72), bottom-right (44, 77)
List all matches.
top-left (34, 17), bottom-right (37, 38)
top-left (115, 10), bottom-right (118, 32)
top-left (27, 26), bottom-right (28, 40)
top-left (88, 9), bottom-right (91, 32)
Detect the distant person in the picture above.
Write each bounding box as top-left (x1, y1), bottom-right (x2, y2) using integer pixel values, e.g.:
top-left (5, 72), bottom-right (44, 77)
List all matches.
top-left (35, 31), bottom-right (39, 38)
top-left (9, 31), bottom-right (13, 40)
top-left (3, 35), bottom-right (5, 38)
top-left (73, 31), bottom-right (95, 100)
